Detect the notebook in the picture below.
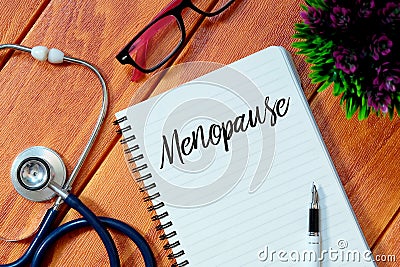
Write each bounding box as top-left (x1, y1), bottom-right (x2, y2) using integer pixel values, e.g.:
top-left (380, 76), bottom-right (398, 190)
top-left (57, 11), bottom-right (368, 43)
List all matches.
top-left (115, 47), bottom-right (375, 266)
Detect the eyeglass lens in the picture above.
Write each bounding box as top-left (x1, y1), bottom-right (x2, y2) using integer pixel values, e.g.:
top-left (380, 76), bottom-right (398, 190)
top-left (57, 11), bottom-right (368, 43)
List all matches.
top-left (129, 15), bottom-right (182, 70)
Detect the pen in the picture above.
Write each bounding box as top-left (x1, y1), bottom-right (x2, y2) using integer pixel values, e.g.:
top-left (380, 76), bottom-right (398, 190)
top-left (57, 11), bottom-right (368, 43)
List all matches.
top-left (308, 182), bottom-right (321, 266)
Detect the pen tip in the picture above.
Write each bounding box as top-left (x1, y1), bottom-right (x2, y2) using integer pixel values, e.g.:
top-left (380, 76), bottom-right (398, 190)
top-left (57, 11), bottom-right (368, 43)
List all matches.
top-left (312, 181), bottom-right (319, 191)
top-left (311, 181), bottom-right (319, 208)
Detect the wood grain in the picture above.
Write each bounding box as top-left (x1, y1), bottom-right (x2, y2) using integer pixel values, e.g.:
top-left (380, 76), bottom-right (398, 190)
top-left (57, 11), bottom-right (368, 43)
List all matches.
top-left (0, 0), bottom-right (399, 266)
top-left (167, 0), bottom-right (318, 99)
top-left (0, 0), bottom-right (49, 246)
top-left (373, 211), bottom-right (400, 266)
top-left (310, 89), bottom-right (400, 247)
top-left (0, 0), bottom-right (50, 67)
top-left (0, 0), bottom-right (54, 260)
top-left (0, 0), bottom-right (218, 262)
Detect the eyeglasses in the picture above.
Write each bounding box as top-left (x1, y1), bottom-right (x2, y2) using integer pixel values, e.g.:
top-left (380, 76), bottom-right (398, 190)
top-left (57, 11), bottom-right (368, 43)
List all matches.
top-left (116, 0), bottom-right (236, 81)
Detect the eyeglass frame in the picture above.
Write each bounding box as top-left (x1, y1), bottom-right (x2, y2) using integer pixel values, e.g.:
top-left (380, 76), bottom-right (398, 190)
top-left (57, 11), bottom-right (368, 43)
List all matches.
top-left (116, 0), bottom-right (236, 74)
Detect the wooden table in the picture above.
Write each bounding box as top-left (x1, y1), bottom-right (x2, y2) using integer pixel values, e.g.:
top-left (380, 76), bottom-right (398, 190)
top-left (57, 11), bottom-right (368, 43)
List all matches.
top-left (0, 0), bottom-right (398, 266)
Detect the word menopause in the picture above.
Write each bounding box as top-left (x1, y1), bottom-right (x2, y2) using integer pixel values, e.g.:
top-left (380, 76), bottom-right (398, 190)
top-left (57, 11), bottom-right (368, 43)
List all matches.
top-left (160, 96), bottom-right (290, 169)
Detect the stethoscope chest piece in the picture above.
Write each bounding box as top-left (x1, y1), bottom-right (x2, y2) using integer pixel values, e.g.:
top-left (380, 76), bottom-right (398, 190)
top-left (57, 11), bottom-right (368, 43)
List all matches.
top-left (11, 146), bottom-right (66, 202)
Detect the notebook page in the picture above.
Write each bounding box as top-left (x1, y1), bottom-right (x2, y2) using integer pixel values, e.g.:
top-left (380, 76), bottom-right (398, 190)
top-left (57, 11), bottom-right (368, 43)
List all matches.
top-left (116, 46), bottom-right (374, 266)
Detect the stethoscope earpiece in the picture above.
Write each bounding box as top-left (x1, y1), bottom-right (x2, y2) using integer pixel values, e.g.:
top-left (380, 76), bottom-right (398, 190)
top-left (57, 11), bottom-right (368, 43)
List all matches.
top-left (11, 146), bottom-right (66, 202)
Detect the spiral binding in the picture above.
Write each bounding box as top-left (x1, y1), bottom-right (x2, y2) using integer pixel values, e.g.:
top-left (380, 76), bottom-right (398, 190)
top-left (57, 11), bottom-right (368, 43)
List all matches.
top-left (114, 117), bottom-right (188, 267)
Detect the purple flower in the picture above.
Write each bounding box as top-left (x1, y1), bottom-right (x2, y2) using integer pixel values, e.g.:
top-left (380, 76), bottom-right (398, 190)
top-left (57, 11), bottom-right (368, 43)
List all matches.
top-left (301, 7), bottom-right (326, 33)
top-left (373, 63), bottom-right (400, 92)
top-left (330, 7), bottom-right (352, 30)
top-left (324, 0), bottom-right (349, 7)
top-left (356, 0), bottom-right (375, 19)
top-left (333, 46), bottom-right (358, 74)
top-left (367, 91), bottom-right (392, 113)
top-left (380, 2), bottom-right (400, 25)
top-left (370, 34), bottom-right (393, 60)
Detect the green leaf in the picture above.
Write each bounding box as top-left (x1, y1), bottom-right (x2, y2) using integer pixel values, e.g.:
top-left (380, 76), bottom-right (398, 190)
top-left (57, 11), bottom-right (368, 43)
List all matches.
top-left (299, 47), bottom-right (318, 55)
top-left (340, 94), bottom-right (345, 106)
top-left (311, 37), bottom-right (324, 45)
top-left (305, 0), bottom-right (314, 6)
top-left (308, 56), bottom-right (332, 67)
top-left (339, 71), bottom-right (349, 88)
top-left (319, 40), bottom-right (333, 51)
top-left (388, 105), bottom-right (394, 120)
top-left (292, 41), bottom-right (309, 49)
top-left (345, 97), bottom-right (351, 118)
top-left (331, 70), bottom-right (340, 83)
top-left (325, 58), bottom-right (334, 64)
top-left (310, 65), bottom-right (325, 71)
top-left (355, 79), bottom-right (362, 97)
top-left (358, 96), bottom-right (369, 120)
top-left (318, 80), bottom-right (332, 92)
top-left (345, 96), bottom-right (359, 119)
top-left (312, 74), bottom-right (329, 83)
top-left (333, 82), bottom-right (345, 96)
top-left (306, 0), bottom-right (328, 9)
top-left (294, 23), bottom-right (309, 30)
top-left (292, 33), bottom-right (309, 39)
top-left (394, 97), bottom-right (400, 117)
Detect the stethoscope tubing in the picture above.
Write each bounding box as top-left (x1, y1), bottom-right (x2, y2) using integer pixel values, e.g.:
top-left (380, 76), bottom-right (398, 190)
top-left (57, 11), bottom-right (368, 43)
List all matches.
top-left (31, 206), bottom-right (155, 267)
top-left (48, 194), bottom-right (119, 267)
top-left (1, 197), bottom-right (155, 267)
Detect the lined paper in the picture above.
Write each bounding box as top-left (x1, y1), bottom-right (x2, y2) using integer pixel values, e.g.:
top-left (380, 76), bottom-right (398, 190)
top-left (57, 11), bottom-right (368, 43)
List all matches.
top-left (116, 47), bottom-right (375, 266)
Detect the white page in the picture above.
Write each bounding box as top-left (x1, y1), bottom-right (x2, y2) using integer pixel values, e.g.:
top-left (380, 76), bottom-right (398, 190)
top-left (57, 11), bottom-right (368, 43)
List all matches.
top-left (116, 47), bottom-right (375, 266)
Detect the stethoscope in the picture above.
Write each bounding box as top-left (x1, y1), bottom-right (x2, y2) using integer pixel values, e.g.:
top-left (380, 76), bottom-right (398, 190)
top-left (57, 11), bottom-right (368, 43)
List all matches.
top-left (0, 44), bottom-right (155, 267)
